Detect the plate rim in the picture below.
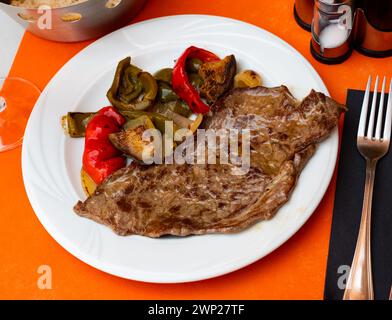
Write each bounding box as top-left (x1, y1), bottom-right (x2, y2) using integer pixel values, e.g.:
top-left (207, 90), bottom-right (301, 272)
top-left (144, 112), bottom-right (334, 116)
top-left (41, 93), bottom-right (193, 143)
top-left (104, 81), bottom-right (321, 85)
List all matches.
top-left (22, 14), bottom-right (338, 283)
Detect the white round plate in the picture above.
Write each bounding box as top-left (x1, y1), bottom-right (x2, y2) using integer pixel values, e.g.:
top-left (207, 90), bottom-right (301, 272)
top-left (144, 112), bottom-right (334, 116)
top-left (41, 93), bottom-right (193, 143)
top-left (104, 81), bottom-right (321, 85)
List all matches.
top-left (22, 15), bottom-right (337, 283)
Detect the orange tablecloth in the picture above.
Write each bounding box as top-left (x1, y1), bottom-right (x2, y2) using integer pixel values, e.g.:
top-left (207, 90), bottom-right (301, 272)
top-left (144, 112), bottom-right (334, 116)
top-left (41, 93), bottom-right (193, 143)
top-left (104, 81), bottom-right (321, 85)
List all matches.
top-left (0, 0), bottom-right (390, 300)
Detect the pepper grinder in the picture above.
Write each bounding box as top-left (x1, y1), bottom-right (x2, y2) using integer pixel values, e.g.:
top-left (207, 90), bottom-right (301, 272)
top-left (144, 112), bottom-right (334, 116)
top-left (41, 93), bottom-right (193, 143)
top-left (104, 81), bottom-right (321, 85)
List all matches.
top-left (310, 0), bottom-right (354, 64)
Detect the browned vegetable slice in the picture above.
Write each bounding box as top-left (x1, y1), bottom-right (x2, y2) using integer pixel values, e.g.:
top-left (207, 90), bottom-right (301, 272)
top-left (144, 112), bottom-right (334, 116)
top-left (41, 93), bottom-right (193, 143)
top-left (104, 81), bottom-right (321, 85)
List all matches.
top-left (81, 169), bottom-right (97, 196)
top-left (109, 116), bottom-right (156, 161)
top-left (198, 55), bottom-right (237, 103)
top-left (234, 70), bottom-right (263, 88)
top-left (189, 114), bottom-right (203, 133)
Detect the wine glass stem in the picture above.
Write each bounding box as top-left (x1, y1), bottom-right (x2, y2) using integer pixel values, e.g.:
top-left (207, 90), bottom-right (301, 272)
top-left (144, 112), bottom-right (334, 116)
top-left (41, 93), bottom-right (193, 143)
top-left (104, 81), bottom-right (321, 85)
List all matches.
top-left (0, 96), bottom-right (6, 113)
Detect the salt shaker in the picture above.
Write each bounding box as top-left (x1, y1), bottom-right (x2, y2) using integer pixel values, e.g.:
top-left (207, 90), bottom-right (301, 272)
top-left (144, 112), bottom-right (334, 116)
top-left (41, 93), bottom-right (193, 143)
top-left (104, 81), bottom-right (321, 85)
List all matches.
top-left (311, 0), bottom-right (354, 64)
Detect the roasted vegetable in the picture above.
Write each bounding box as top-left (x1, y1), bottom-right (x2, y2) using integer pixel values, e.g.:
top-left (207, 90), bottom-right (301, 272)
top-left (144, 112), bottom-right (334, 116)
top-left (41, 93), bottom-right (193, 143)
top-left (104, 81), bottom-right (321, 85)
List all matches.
top-left (186, 58), bottom-right (203, 73)
top-left (118, 64), bottom-right (143, 101)
top-left (124, 115), bottom-right (155, 131)
top-left (81, 169), bottom-right (97, 196)
top-left (188, 73), bottom-right (203, 91)
top-left (162, 109), bottom-right (191, 129)
top-left (154, 68), bottom-right (173, 84)
top-left (172, 46), bottom-right (220, 114)
top-left (151, 100), bottom-right (192, 118)
top-left (157, 81), bottom-right (179, 103)
top-left (119, 110), bottom-right (178, 135)
top-left (198, 54), bottom-right (237, 103)
top-left (189, 113), bottom-right (204, 133)
top-left (83, 107), bottom-right (126, 185)
top-left (155, 108), bottom-right (203, 133)
top-left (234, 70), bottom-right (263, 88)
top-left (107, 57), bottom-right (158, 111)
top-left (61, 112), bottom-right (95, 138)
top-left (109, 115), bottom-right (156, 162)
top-left (139, 72), bottom-right (158, 105)
top-left (169, 100), bottom-right (192, 118)
top-left (175, 112), bottom-right (203, 133)
top-left (61, 101), bottom-right (192, 139)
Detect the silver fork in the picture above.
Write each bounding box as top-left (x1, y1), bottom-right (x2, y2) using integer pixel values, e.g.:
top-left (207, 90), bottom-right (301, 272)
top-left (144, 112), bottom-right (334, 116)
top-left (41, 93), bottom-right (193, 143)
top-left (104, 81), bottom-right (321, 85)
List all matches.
top-left (390, 285), bottom-right (392, 300)
top-left (343, 76), bottom-right (392, 300)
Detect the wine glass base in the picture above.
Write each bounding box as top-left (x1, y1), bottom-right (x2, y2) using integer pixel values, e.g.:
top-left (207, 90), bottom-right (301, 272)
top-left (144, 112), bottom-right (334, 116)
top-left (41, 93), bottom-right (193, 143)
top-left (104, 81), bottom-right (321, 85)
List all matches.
top-left (0, 77), bottom-right (41, 152)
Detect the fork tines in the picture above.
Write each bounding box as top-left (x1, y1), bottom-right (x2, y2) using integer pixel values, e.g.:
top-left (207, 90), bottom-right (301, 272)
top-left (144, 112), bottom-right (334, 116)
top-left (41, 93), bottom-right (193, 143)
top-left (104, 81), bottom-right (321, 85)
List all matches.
top-left (358, 76), bottom-right (392, 142)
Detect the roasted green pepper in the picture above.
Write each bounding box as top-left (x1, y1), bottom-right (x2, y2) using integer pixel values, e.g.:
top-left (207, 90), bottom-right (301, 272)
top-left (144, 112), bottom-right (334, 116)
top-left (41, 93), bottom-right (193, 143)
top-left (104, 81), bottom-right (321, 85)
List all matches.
top-left (186, 58), bottom-right (203, 73)
top-left (62, 107), bottom-right (190, 138)
top-left (118, 64), bottom-right (143, 101)
top-left (107, 57), bottom-right (158, 111)
top-left (152, 101), bottom-right (192, 118)
top-left (61, 112), bottom-right (95, 138)
top-left (124, 115), bottom-right (155, 131)
top-left (170, 100), bottom-right (192, 117)
top-left (119, 110), bottom-right (179, 135)
top-left (157, 81), bottom-right (179, 103)
top-left (154, 68), bottom-right (173, 84)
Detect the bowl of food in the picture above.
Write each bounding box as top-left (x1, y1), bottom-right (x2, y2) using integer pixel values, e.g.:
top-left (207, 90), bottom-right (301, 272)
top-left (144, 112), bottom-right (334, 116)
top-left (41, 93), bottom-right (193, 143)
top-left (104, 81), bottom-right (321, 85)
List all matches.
top-left (0, 0), bottom-right (147, 42)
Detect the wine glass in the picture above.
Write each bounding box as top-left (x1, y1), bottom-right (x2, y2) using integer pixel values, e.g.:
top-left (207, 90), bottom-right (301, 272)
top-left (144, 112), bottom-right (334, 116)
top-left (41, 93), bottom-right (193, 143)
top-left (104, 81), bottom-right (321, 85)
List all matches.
top-left (0, 76), bottom-right (41, 152)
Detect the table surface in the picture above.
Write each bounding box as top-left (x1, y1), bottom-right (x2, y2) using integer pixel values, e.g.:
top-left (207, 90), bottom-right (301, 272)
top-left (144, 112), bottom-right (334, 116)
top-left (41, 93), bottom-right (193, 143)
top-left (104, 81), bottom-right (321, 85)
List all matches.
top-left (0, 0), bottom-right (390, 300)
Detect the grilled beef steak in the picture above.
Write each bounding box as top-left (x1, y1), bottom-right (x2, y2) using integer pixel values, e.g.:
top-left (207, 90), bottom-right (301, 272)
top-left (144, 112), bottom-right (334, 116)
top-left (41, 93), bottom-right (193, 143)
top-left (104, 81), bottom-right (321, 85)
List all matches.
top-left (204, 86), bottom-right (344, 175)
top-left (74, 86), bottom-right (345, 237)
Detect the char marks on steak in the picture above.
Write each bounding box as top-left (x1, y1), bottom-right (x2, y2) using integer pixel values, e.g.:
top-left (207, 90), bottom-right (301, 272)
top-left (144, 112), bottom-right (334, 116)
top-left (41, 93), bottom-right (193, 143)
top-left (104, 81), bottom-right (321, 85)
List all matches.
top-left (74, 86), bottom-right (345, 237)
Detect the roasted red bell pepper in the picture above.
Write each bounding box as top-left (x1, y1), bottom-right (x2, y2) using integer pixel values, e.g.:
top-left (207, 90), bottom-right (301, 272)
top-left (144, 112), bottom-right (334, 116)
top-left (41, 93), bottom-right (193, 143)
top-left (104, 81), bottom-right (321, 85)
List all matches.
top-left (83, 106), bottom-right (126, 184)
top-left (172, 46), bottom-right (220, 114)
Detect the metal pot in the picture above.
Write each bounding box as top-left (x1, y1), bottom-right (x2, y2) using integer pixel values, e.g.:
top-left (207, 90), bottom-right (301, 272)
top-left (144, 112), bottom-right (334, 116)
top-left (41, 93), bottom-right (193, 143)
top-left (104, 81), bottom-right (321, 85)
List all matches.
top-left (0, 0), bottom-right (147, 42)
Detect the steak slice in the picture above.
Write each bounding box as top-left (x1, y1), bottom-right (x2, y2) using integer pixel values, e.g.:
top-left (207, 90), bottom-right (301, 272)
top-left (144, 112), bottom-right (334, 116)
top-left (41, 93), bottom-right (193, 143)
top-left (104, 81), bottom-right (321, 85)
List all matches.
top-left (74, 86), bottom-right (345, 237)
top-left (204, 86), bottom-right (345, 174)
